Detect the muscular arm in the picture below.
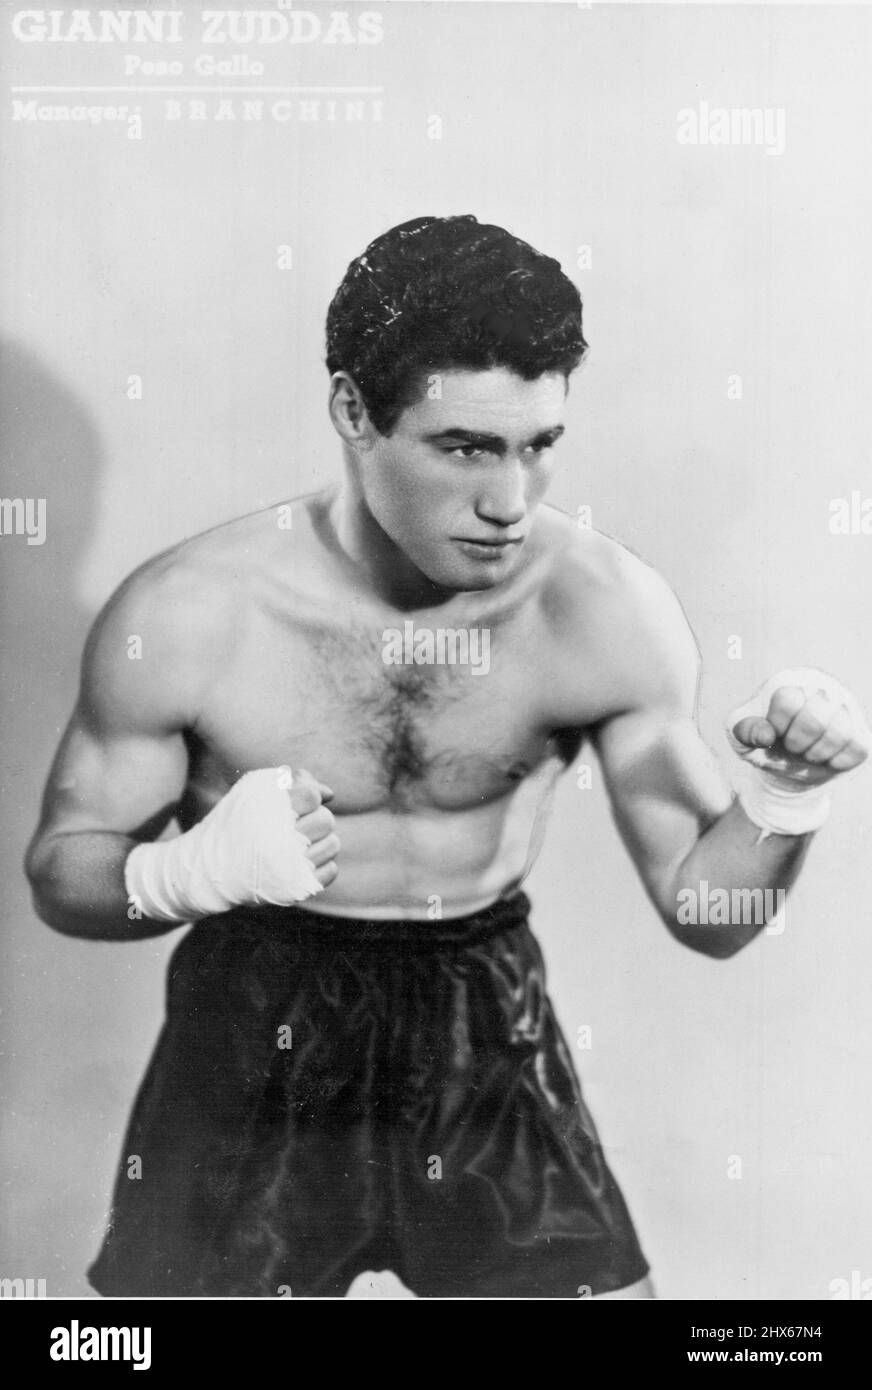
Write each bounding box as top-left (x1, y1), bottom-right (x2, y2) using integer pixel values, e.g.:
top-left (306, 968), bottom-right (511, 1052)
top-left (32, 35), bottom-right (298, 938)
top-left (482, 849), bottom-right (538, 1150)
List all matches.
top-left (585, 555), bottom-right (812, 959)
top-left (25, 560), bottom-right (215, 940)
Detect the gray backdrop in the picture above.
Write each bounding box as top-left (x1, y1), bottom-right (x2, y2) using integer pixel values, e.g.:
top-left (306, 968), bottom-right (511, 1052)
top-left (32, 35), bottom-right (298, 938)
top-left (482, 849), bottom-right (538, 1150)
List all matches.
top-left (2, 1), bottom-right (870, 1299)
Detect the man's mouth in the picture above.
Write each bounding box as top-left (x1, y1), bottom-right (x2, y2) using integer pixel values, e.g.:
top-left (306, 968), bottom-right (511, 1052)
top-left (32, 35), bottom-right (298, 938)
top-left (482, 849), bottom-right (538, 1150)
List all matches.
top-left (455, 536), bottom-right (523, 554)
top-left (454, 538), bottom-right (522, 562)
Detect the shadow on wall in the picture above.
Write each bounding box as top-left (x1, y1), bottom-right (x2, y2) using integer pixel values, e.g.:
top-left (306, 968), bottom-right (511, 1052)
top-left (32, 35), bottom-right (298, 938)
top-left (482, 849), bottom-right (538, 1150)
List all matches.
top-left (0, 338), bottom-right (121, 1295)
top-left (0, 334), bottom-right (104, 840)
top-left (0, 333), bottom-right (106, 844)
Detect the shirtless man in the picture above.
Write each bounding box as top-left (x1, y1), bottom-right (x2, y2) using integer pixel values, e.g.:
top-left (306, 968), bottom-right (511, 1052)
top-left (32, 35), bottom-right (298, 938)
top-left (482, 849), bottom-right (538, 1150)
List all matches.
top-left (25, 216), bottom-right (868, 1299)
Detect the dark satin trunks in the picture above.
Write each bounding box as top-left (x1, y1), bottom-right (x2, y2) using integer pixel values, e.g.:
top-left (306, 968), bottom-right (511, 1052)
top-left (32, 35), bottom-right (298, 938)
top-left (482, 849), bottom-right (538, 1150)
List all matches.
top-left (88, 890), bottom-right (649, 1298)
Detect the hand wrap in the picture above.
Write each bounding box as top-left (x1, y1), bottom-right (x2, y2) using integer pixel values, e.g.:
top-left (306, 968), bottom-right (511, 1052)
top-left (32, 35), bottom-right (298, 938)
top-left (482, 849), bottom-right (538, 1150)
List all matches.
top-left (124, 767), bottom-right (323, 923)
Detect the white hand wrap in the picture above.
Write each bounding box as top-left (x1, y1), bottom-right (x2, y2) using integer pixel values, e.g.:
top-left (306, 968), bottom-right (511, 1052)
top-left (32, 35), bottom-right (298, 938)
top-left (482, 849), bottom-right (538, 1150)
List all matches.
top-left (124, 767), bottom-right (323, 923)
top-left (726, 667), bottom-right (864, 839)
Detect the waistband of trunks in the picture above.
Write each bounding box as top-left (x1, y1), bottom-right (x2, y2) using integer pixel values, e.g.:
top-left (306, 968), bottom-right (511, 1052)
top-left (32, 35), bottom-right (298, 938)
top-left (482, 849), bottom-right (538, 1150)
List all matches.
top-left (233, 888), bottom-right (532, 948)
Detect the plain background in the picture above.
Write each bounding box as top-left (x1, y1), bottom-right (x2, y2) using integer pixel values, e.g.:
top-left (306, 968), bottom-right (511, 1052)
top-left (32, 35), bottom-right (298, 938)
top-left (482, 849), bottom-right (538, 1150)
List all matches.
top-left (2, 1), bottom-right (871, 1299)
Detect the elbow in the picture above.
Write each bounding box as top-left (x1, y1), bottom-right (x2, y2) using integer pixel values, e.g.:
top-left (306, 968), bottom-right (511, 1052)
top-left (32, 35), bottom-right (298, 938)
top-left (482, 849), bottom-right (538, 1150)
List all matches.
top-left (661, 915), bottom-right (752, 961)
top-left (689, 936), bottom-right (748, 962)
top-left (24, 837), bottom-right (77, 935)
top-left (26, 882), bottom-right (97, 938)
top-left (25, 874), bottom-right (72, 935)
top-left (662, 877), bottom-right (765, 960)
top-left (23, 839), bottom-right (51, 920)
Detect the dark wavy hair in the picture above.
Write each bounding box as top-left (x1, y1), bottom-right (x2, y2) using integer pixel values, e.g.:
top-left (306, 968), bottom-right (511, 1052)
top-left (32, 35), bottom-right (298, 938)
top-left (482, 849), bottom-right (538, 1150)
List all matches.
top-left (325, 215), bottom-right (588, 435)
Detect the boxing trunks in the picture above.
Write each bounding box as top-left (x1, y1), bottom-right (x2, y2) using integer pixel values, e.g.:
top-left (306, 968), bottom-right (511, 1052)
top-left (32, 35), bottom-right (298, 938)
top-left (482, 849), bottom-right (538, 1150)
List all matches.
top-left (88, 890), bottom-right (649, 1297)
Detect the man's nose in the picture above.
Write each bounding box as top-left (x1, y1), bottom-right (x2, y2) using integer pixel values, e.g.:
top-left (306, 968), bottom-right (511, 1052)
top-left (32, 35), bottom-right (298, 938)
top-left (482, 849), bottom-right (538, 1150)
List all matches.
top-left (475, 461), bottom-right (527, 529)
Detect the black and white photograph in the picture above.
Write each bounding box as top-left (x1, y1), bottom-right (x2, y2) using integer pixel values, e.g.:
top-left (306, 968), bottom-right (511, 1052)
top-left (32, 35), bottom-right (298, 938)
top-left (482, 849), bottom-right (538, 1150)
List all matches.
top-left (2, 0), bottom-right (872, 1330)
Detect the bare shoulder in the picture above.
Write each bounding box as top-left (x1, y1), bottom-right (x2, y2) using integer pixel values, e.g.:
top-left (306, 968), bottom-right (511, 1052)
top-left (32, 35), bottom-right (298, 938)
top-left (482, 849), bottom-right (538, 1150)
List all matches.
top-left (89, 493), bottom-right (326, 641)
top-left (534, 506), bottom-right (700, 715)
top-left (534, 504), bottom-right (688, 623)
top-left (80, 499), bottom-right (317, 727)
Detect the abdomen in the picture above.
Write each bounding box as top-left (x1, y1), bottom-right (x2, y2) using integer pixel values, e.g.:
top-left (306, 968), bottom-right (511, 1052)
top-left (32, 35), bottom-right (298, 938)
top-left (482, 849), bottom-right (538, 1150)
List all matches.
top-left (311, 765), bottom-right (562, 920)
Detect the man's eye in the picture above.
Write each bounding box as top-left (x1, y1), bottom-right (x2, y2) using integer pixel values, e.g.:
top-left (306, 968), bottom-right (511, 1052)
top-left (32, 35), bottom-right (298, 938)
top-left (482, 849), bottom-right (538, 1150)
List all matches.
top-left (448, 445), bottom-right (486, 459)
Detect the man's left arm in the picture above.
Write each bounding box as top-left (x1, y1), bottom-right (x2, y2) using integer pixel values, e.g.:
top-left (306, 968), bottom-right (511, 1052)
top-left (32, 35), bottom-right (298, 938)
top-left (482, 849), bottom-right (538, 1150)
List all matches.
top-left (590, 572), bottom-right (869, 959)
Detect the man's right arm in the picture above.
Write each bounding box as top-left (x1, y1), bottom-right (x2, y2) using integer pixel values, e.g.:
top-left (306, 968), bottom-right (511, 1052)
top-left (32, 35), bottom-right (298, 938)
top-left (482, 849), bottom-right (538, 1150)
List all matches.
top-left (25, 561), bottom-right (206, 940)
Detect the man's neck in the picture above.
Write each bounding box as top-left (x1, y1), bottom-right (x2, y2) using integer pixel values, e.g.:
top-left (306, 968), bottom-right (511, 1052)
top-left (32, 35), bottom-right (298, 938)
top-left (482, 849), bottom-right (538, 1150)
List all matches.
top-left (328, 484), bottom-right (456, 612)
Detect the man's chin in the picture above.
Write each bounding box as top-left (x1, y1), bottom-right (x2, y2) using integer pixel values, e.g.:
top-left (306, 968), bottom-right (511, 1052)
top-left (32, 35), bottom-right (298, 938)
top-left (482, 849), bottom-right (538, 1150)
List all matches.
top-left (420, 554), bottom-right (518, 592)
top-left (410, 541), bottom-right (525, 593)
top-left (457, 544), bottom-right (525, 585)
top-left (453, 567), bottom-right (510, 591)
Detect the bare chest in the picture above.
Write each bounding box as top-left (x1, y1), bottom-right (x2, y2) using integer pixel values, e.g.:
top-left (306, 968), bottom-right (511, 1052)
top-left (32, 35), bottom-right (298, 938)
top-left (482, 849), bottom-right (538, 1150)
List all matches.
top-left (186, 609), bottom-right (583, 813)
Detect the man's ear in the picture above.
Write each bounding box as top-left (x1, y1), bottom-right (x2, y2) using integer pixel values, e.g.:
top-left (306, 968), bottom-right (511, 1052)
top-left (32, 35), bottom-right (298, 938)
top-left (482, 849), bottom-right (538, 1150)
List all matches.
top-left (328, 371), bottom-right (377, 449)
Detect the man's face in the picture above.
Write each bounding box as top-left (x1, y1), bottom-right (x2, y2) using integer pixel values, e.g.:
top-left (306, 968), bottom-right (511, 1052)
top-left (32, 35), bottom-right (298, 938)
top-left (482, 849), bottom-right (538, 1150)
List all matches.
top-left (356, 367), bottom-right (568, 591)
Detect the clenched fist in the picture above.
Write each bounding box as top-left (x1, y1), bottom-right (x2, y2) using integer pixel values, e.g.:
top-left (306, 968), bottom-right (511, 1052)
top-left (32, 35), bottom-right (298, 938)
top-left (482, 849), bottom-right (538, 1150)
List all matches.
top-left (124, 766), bottom-right (341, 923)
top-left (281, 767), bottom-right (341, 890)
top-left (728, 668), bottom-right (870, 787)
top-left (726, 668), bottom-right (869, 837)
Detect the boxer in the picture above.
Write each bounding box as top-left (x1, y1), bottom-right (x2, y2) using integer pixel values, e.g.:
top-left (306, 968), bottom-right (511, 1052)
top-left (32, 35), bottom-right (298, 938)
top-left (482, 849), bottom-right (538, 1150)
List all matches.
top-left (25, 215), bottom-right (868, 1298)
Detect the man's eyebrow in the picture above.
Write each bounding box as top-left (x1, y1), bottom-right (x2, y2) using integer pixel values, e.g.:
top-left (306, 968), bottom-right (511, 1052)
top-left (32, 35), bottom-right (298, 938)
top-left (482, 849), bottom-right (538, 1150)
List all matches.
top-left (424, 428), bottom-right (506, 448)
top-left (424, 424), bottom-right (566, 449)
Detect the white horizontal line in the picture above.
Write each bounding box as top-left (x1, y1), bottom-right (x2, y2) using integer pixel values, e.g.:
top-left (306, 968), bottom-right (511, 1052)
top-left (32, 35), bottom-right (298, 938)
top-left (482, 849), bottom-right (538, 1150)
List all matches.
top-left (385, 0), bottom-right (872, 5)
top-left (10, 86), bottom-right (385, 95)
